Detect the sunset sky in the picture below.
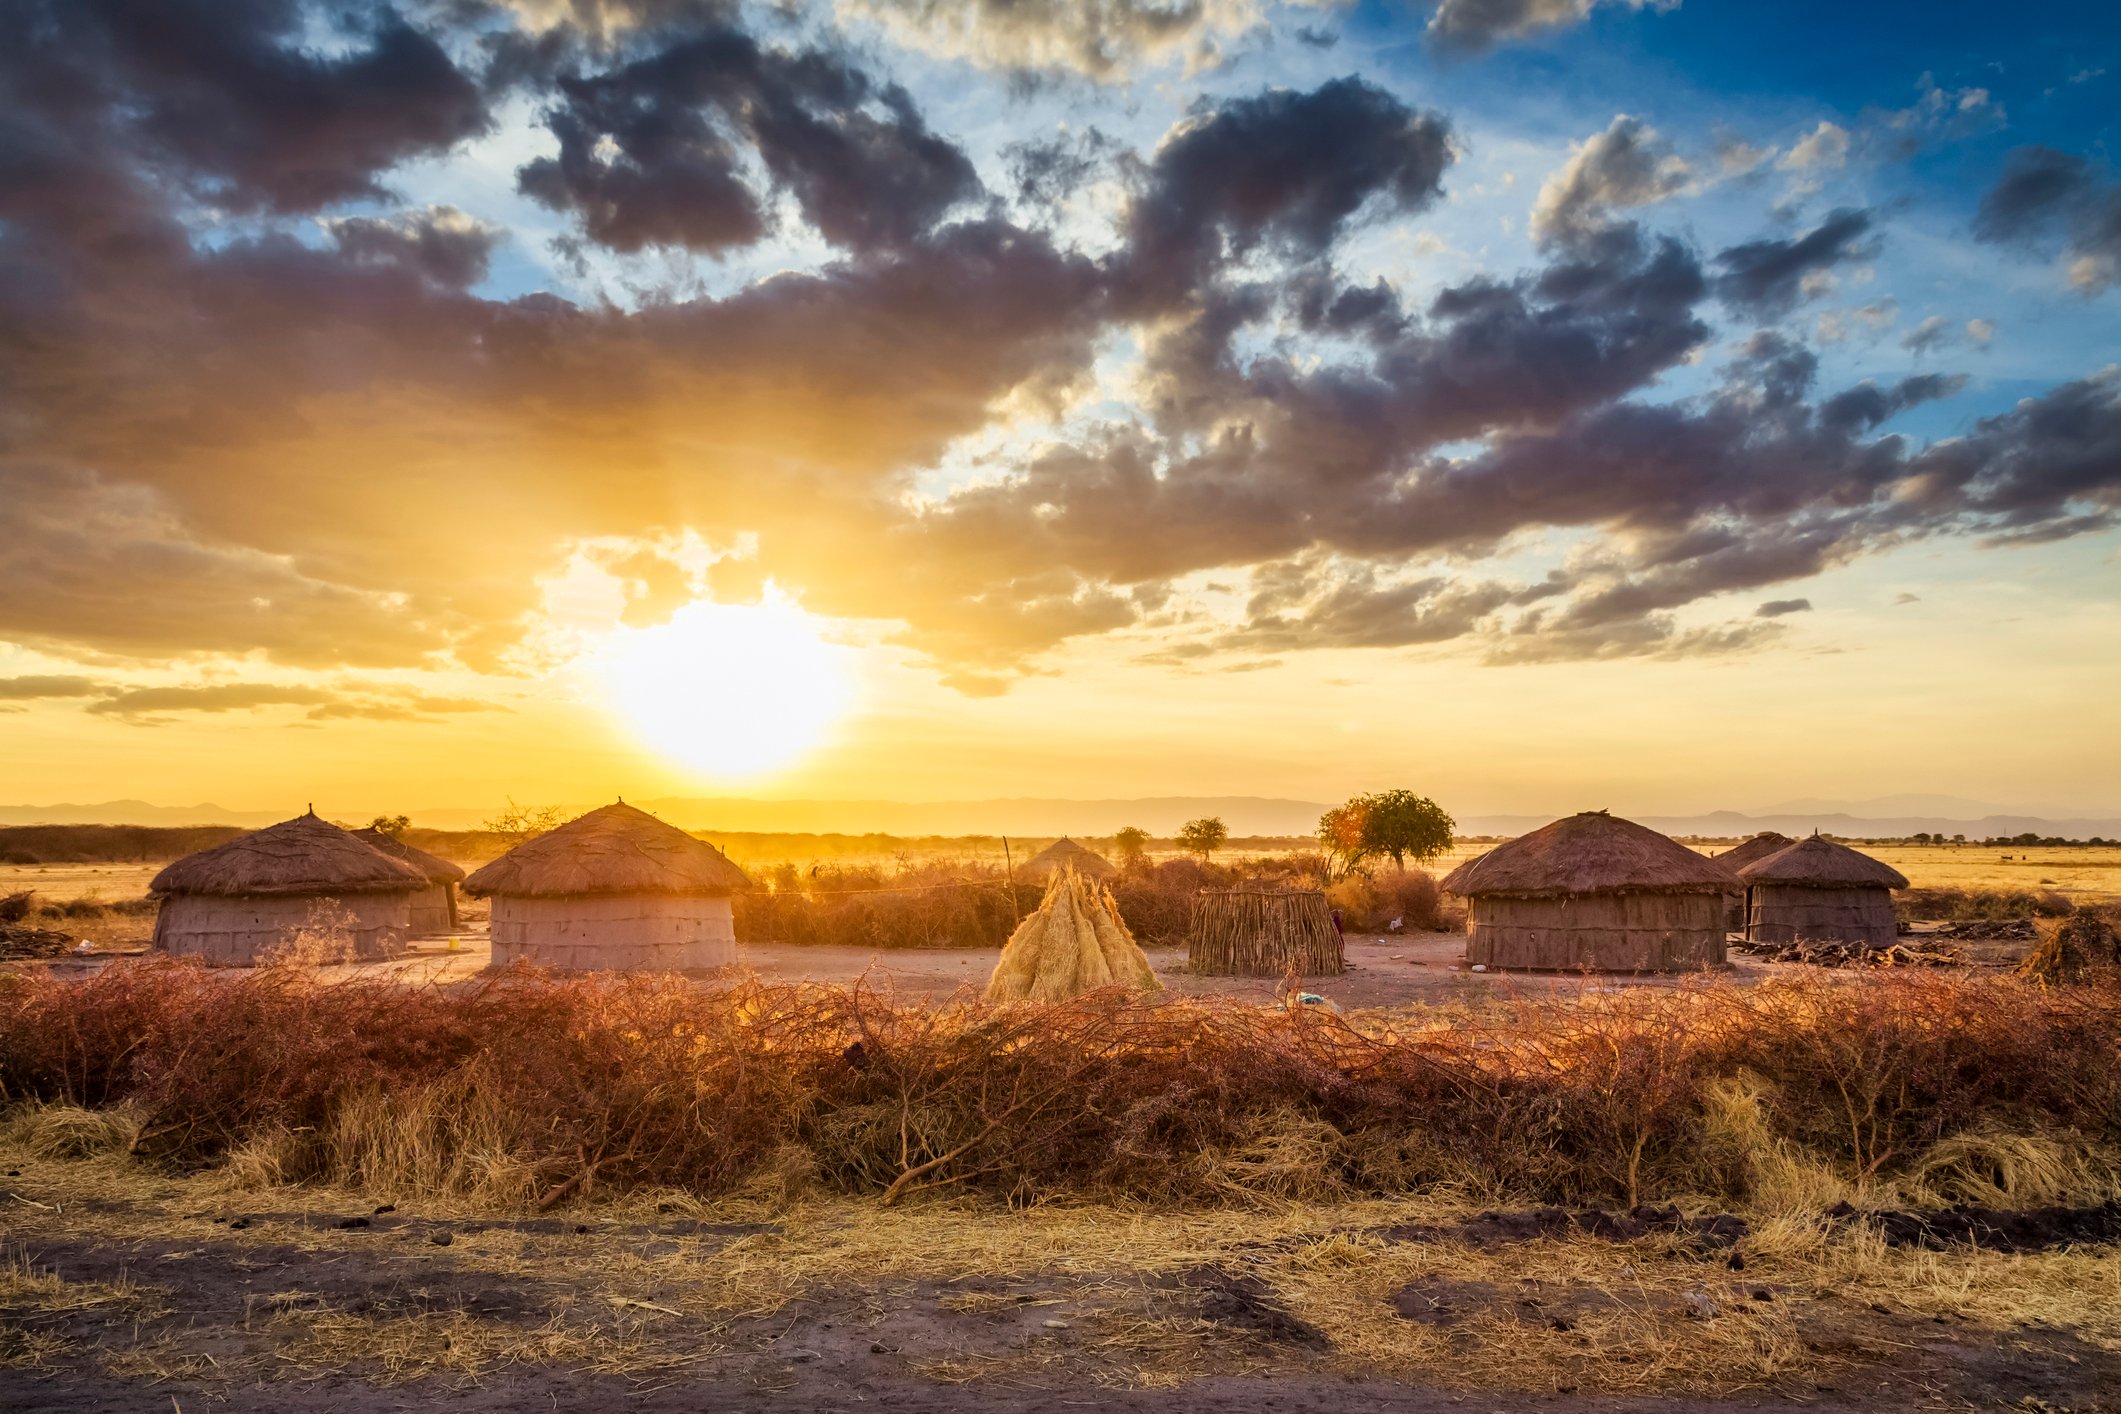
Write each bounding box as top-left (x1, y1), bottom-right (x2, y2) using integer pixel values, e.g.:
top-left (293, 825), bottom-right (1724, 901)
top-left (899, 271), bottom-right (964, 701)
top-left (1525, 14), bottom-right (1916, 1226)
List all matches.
top-left (2, 0), bottom-right (2118, 821)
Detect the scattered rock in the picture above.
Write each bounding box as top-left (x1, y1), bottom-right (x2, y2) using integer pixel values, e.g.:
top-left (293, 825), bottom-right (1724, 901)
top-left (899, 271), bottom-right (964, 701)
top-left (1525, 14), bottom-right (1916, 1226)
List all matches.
top-left (429, 1230), bottom-right (454, 1246)
top-left (1684, 1290), bottom-right (1717, 1321)
top-left (373, 1203), bottom-right (396, 1215)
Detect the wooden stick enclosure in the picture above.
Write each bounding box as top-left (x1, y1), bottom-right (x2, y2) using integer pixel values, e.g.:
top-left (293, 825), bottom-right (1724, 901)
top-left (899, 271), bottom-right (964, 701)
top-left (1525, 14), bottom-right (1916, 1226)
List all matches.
top-left (1186, 887), bottom-right (1345, 977)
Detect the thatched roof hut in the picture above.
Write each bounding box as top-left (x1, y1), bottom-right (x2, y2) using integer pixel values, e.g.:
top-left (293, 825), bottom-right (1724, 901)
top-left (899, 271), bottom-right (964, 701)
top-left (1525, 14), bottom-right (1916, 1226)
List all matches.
top-left (986, 867), bottom-right (1159, 1002)
top-left (351, 827), bottom-right (464, 934)
top-left (149, 811), bottom-right (425, 965)
top-left (1187, 887), bottom-right (1344, 977)
top-left (1737, 833), bottom-right (1908, 950)
top-left (1020, 838), bottom-right (1118, 882)
top-left (465, 802), bottom-right (751, 971)
top-left (1441, 811), bottom-right (1740, 971)
top-left (1712, 831), bottom-right (1794, 931)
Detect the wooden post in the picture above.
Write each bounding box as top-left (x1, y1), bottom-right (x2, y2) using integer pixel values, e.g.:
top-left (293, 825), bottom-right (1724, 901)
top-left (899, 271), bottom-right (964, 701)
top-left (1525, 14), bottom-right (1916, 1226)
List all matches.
top-left (1002, 835), bottom-right (1020, 927)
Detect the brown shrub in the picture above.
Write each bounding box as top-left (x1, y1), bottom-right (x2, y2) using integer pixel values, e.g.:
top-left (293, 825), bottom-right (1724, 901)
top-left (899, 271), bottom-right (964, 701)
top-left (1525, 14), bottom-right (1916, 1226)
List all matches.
top-left (1898, 886), bottom-right (2077, 922)
top-left (1, 964), bottom-right (2116, 1210)
top-left (0, 892), bottom-right (33, 925)
top-left (1326, 868), bottom-right (1448, 932)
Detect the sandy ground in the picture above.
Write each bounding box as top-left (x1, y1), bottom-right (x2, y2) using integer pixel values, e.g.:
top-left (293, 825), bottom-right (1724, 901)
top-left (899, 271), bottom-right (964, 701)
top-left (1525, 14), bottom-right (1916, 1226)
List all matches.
top-left (26, 930), bottom-right (1838, 1005)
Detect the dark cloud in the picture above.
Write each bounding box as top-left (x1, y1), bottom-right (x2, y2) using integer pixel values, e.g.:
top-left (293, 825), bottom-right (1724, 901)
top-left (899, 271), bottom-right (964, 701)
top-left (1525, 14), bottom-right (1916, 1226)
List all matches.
top-left (1973, 145), bottom-right (2121, 296)
top-left (1713, 208), bottom-right (1877, 318)
top-left (0, 0), bottom-right (487, 215)
top-left (0, 675), bottom-right (104, 699)
top-left (1119, 78), bottom-right (1454, 306)
top-left (517, 27), bottom-right (981, 254)
top-left (87, 683), bottom-right (337, 719)
top-left (1756, 597), bottom-right (1811, 616)
top-left (1004, 127), bottom-right (1120, 214)
top-left (327, 206), bottom-right (504, 288)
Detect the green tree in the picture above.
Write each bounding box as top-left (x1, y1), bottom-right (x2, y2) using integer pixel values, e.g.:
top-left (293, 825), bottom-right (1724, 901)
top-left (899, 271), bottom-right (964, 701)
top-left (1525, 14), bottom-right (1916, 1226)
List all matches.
top-left (1355, 790), bottom-right (1455, 869)
top-left (367, 814), bottom-right (411, 838)
top-left (1317, 802), bottom-right (1372, 879)
top-left (1113, 826), bottom-right (1151, 867)
top-left (1176, 817), bottom-right (1228, 860)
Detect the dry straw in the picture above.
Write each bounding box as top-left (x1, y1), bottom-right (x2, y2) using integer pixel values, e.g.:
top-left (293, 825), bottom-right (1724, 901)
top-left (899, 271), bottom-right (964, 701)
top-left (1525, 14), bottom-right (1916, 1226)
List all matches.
top-left (985, 867), bottom-right (1160, 1002)
top-left (1187, 887), bottom-right (1344, 977)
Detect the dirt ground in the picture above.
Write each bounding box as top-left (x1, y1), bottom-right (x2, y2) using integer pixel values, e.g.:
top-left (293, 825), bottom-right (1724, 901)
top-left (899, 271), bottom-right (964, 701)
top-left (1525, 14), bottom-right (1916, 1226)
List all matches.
top-left (5, 1143), bottom-right (2119, 1414)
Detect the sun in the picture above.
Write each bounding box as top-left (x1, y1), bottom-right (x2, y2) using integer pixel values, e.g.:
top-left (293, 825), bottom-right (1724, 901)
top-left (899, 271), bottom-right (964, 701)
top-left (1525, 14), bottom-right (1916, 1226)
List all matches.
top-left (593, 592), bottom-right (855, 779)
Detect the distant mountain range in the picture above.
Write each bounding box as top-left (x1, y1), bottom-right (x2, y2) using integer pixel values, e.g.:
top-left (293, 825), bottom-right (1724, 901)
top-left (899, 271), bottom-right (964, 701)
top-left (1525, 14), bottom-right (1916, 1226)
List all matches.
top-left (4, 795), bottom-right (2118, 840)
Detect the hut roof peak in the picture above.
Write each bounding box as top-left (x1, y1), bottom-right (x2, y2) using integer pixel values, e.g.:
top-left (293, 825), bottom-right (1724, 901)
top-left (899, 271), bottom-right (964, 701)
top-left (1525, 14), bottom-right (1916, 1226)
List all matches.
top-left (1738, 834), bottom-right (1908, 888)
top-left (1441, 811), bottom-right (1740, 899)
top-left (151, 814), bottom-right (427, 898)
top-left (463, 801), bottom-right (752, 898)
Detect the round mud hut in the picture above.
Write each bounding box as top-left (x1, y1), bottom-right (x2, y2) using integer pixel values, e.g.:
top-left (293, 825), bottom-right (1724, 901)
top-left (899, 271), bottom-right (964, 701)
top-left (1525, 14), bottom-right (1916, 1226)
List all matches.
top-left (1712, 831), bottom-right (1794, 932)
top-left (150, 812), bottom-right (427, 965)
top-left (464, 802), bottom-right (752, 971)
top-left (1187, 887), bottom-right (1345, 977)
top-left (351, 827), bottom-right (464, 936)
top-left (1020, 837), bottom-right (1118, 884)
top-left (1441, 811), bottom-right (1741, 972)
top-left (1737, 833), bottom-right (1908, 950)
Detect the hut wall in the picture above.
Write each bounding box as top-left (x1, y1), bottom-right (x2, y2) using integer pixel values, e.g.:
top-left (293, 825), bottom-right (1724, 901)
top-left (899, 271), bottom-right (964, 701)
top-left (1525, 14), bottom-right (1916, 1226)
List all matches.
top-left (1746, 884), bottom-right (1898, 949)
top-left (405, 884), bottom-right (458, 936)
top-left (488, 893), bottom-right (736, 970)
top-left (1187, 890), bottom-right (1345, 977)
top-left (154, 892), bottom-right (413, 965)
top-left (1465, 892), bottom-right (1725, 971)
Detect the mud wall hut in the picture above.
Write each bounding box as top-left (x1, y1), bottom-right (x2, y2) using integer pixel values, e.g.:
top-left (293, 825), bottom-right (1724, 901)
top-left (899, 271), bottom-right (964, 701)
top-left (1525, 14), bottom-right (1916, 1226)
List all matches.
top-left (1019, 837), bottom-right (1118, 883)
top-left (1713, 831), bottom-right (1794, 932)
top-left (1441, 811), bottom-right (1741, 972)
top-left (464, 802), bottom-right (752, 971)
top-left (150, 812), bottom-right (426, 965)
top-left (351, 827), bottom-right (463, 935)
top-left (1738, 834), bottom-right (1908, 949)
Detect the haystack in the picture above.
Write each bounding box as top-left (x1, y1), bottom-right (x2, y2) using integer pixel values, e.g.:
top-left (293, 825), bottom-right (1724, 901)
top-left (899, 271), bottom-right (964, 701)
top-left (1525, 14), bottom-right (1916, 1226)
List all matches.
top-left (1713, 831), bottom-right (1794, 931)
top-left (2018, 906), bottom-right (2121, 983)
top-left (463, 801), bottom-right (751, 971)
top-left (351, 827), bottom-right (463, 935)
top-left (1441, 811), bottom-right (1740, 972)
top-left (150, 811), bottom-right (426, 965)
top-left (1020, 837), bottom-right (1118, 882)
top-left (985, 867), bottom-right (1160, 1002)
top-left (1188, 888), bottom-right (1344, 977)
top-left (1738, 833), bottom-right (1907, 950)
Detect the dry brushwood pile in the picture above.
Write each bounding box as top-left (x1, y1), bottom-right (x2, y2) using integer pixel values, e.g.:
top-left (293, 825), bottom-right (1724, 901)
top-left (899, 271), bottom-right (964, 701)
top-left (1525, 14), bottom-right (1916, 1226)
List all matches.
top-left (0, 924), bottom-right (76, 961)
top-left (1734, 938), bottom-right (1966, 968)
top-left (2, 961), bottom-right (2120, 1212)
top-left (1188, 887), bottom-right (1345, 977)
top-left (2019, 905), bottom-right (2121, 984)
top-left (984, 866), bottom-right (1160, 1003)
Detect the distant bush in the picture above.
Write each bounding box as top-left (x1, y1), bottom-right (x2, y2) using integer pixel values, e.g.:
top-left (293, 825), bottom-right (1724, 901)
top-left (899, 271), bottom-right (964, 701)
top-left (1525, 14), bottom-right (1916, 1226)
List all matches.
top-left (1326, 868), bottom-right (1452, 932)
top-left (1898, 887), bottom-right (2077, 923)
top-left (0, 891), bottom-right (34, 924)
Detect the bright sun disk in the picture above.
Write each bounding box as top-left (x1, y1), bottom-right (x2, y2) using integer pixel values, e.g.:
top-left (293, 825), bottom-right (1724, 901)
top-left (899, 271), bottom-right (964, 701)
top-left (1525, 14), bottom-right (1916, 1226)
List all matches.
top-left (595, 593), bottom-right (854, 779)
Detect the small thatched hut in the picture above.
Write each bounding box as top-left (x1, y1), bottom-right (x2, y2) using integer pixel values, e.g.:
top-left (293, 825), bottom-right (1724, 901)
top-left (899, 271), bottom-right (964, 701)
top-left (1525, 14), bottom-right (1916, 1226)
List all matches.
top-left (986, 866), bottom-right (1160, 1001)
top-left (1441, 811), bottom-right (1740, 972)
top-left (1188, 887), bottom-right (1345, 977)
top-left (1713, 831), bottom-right (1794, 932)
top-left (1737, 833), bottom-right (1908, 950)
top-left (1020, 838), bottom-right (1118, 883)
top-left (150, 812), bottom-right (426, 964)
top-left (464, 802), bottom-right (751, 971)
top-left (351, 828), bottom-right (464, 935)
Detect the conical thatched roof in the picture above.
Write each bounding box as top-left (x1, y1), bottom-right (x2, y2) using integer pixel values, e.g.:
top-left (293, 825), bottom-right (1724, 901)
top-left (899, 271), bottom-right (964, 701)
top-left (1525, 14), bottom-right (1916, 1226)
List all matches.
top-left (151, 813), bottom-right (427, 898)
top-left (351, 827), bottom-right (466, 884)
top-left (1441, 811), bottom-right (1741, 899)
top-left (1737, 833), bottom-right (1908, 889)
top-left (1021, 837), bottom-right (1117, 881)
top-left (1714, 831), bottom-right (1795, 873)
top-left (462, 802), bottom-right (751, 898)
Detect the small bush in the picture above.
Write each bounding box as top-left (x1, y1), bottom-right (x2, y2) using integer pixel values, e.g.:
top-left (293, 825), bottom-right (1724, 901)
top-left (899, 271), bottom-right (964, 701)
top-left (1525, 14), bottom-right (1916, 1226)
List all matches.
top-left (1898, 886), bottom-right (2076, 922)
top-left (0, 892), bottom-right (33, 925)
top-left (1326, 868), bottom-right (1447, 932)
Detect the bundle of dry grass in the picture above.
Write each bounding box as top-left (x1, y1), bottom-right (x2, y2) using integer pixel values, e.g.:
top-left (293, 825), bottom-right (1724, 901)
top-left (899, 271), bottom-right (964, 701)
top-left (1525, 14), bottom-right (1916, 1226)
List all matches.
top-left (1188, 887), bottom-right (1344, 977)
top-left (984, 867), bottom-right (1160, 1002)
top-left (2019, 905), bottom-right (2121, 984)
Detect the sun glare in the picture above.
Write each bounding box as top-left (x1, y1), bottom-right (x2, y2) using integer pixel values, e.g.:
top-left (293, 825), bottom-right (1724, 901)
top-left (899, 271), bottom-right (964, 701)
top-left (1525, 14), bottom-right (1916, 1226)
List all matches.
top-left (594, 594), bottom-right (855, 779)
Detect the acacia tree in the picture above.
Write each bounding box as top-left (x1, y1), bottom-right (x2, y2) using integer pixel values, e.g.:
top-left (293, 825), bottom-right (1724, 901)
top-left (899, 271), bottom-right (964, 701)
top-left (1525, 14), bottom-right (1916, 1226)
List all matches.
top-left (367, 814), bottom-right (411, 837)
top-left (1355, 790), bottom-right (1454, 869)
top-left (1113, 826), bottom-right (1151, 867)
top-left (483, 798), bottom-right (569, 846)
top-left (1176, 817), bottom-right (1228, 861)
top-left (1317, 802), bottom-right (1372, 880)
